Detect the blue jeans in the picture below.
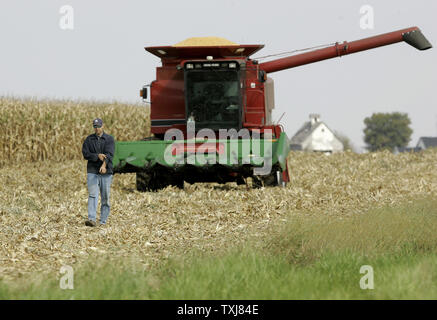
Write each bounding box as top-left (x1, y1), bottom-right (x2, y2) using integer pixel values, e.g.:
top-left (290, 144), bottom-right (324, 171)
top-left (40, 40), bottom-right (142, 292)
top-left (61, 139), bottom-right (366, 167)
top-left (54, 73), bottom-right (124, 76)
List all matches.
top-left (87, 173), bottom-right (113, 224)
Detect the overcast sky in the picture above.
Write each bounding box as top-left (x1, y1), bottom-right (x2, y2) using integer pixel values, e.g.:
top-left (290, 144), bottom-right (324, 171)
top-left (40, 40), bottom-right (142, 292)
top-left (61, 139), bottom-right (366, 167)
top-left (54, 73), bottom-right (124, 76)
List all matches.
top-left (1, 0), bottom-right (436, 152)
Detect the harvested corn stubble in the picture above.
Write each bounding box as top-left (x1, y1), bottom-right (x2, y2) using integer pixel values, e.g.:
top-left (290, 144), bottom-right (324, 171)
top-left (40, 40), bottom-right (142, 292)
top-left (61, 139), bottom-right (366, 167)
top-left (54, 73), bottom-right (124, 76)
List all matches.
top-left (0, 149), bottom-right (436, 283)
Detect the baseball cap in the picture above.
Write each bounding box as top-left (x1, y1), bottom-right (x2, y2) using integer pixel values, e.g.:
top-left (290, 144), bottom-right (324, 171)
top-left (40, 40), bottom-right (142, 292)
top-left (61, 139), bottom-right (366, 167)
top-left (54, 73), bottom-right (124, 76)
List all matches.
top-left (93, 118), bottom-right (103, 128)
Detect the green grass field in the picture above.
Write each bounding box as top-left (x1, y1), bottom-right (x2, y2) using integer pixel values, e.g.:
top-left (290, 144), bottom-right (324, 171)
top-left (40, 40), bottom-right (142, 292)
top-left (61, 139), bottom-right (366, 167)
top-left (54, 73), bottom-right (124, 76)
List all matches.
top-left (2, 197), bottom-right (437, 299)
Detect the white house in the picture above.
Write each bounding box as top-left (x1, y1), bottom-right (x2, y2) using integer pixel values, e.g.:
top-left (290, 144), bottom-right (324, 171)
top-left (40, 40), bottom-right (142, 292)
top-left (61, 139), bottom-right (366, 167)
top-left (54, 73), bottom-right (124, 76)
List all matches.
top-left (290, 114), bottom-right (344, 154)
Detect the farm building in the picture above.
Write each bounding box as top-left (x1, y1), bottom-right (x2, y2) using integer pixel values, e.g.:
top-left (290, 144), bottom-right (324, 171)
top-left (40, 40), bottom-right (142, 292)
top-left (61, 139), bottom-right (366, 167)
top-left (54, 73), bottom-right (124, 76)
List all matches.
top-left (393, 137), bottom-right (437, 154)
top-left (416, 137), bottom-right (437, 150)
top-left (393, 146), bottom-right (422, 154)
top-left (289, 114), bottom-right (344, 154)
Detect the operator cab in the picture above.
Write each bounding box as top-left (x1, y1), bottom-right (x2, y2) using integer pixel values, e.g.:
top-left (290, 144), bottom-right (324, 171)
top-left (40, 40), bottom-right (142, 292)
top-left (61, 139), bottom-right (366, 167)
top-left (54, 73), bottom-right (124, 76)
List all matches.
top-left (184, 60), bottom-right (242, 131)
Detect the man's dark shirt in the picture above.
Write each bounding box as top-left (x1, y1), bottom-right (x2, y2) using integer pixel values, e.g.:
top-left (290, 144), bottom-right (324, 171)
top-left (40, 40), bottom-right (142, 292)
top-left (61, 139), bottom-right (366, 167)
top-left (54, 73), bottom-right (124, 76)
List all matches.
top-left (82, 132), bottom-right (115, 174)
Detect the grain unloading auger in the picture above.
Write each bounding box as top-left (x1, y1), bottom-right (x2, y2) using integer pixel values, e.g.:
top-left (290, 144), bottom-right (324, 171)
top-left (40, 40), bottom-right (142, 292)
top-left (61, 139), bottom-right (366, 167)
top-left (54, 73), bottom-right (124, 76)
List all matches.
top-left (113, 27), bottom-right (432, 191)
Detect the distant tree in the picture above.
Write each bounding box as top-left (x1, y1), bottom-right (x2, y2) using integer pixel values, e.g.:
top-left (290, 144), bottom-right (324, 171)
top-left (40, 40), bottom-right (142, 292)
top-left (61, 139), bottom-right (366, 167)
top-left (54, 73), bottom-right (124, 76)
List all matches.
top-left (335, 131), bottom-right (356, 152)
top-left (363, 112), bottom-right (413, 152)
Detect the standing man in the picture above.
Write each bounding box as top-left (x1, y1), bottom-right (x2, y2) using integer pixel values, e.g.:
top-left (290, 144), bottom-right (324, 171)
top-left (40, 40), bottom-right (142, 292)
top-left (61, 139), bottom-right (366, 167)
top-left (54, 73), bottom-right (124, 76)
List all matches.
top-left (82, 118), bottom-right (115, 227)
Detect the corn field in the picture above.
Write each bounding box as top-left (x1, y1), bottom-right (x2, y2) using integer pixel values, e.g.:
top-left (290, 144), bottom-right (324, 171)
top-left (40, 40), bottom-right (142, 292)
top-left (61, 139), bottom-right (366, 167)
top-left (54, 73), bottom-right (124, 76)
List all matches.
top-left (0, 97), bottom-right (150, 166)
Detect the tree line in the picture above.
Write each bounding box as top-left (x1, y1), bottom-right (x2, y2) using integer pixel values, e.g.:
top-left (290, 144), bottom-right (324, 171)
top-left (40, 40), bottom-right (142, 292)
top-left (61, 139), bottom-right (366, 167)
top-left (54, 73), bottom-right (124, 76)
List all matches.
top-left (363, 112), bottom-right (413, 152)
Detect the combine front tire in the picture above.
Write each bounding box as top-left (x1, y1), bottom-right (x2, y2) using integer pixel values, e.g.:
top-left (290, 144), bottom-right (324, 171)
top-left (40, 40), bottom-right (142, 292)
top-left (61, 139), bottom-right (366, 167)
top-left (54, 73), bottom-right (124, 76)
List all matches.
top-left (136, 172), bottom-right (152, 192)
top-left (136, 171), bottom-right (184, 192)
top-left (253, 166), bottom-right (288, 188)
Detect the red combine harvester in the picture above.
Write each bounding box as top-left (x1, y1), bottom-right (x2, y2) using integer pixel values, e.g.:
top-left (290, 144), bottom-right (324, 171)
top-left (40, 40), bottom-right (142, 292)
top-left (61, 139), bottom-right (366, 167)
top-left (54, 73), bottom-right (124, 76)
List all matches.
top-left (113, 27), bottom-right (432, 191)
